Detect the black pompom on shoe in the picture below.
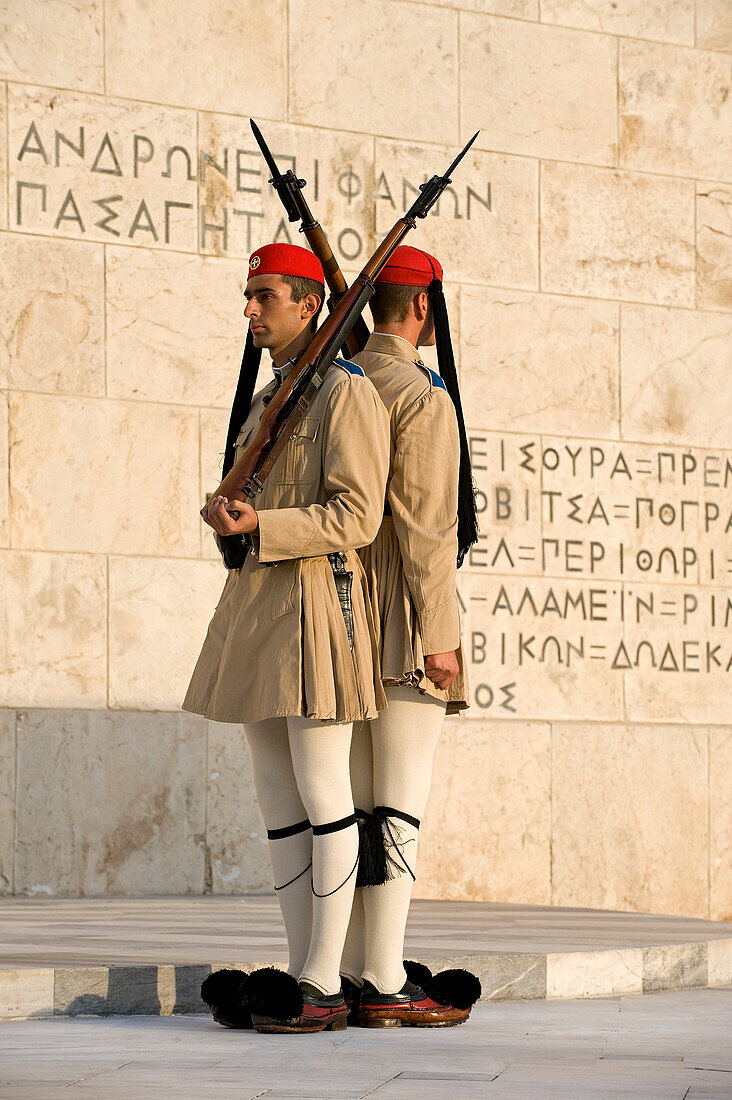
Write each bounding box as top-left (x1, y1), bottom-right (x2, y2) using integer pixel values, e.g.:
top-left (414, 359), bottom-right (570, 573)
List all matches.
top-left (246, 967), bottom-right (304, 1022)
top-left (403, 960), bottom-right (433, 989)
top-left (425, 968), bottom-right (482, 1011)
top-left (200, 968), bottom-right (252, 1029)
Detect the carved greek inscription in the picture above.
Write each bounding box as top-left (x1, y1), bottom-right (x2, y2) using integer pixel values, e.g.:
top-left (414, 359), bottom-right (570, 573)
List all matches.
top-left (460, 432), bottom-right (732, 719)
top-left (10, 96), bottom-right (494, 263)
top-left (467, 433), bottom-right (732, 587)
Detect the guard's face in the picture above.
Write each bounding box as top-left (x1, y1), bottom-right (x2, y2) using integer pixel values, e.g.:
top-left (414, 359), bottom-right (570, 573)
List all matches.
top-left (243, 273), bottom-right (315, 353)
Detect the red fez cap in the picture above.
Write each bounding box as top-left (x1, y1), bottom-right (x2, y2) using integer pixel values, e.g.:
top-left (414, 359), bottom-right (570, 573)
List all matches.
top-left (248, 243), bottom-right (324, 284)
top-left (375, 245), bottom-right (443, 287)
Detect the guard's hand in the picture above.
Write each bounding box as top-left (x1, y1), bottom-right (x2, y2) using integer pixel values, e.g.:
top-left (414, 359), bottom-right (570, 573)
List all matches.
top-left (201, 496), bottom-right (259, 535)
top-left (424, 650), bottom-right (459, 690)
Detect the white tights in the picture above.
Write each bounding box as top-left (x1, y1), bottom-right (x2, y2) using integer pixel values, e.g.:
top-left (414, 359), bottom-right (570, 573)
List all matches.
top-left (341, 686), bottom-right (446, 994)
top-left (244, 716), bottom-right (358, 996)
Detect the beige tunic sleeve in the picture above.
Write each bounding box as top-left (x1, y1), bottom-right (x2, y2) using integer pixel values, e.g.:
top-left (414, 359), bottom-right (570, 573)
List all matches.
top-left (256, 373), bottom-right (390, 562)
top-left (389, 386), bottom-right (461, 655)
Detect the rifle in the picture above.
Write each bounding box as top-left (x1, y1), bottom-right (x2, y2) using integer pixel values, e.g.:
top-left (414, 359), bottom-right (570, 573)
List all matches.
top-left (206, 131), bottom-right (479, 516)
top-left (250, 119), bottom-right (369, 358)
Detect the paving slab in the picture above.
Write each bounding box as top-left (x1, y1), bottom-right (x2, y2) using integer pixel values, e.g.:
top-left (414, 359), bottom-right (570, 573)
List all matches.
top-left (1, 989), bottom-right (731, 1099)
top-left (0, 897), bottom-right (731, 1019)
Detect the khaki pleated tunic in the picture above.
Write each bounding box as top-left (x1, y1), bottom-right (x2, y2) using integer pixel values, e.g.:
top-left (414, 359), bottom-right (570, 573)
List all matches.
top-left (353, 333), bottom-right (469, 714)
top-left (181, 360), bottom-right (390, 725)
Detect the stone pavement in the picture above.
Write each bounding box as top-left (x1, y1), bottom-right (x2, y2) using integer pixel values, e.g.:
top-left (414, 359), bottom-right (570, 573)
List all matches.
top-left (1, 897), bottom-right (731, 1019)
top-left (1, 988), bottom-right (731, 1098)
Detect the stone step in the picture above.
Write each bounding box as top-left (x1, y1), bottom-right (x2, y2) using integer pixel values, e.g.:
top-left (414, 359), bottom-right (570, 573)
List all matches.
top-left (1, 897), bottom-right (731, 1020)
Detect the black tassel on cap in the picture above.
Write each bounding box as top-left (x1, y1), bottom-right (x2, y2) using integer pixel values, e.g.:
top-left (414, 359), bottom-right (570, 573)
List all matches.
top-left (215, 329), bottom-right (262, 570)
top-left (428, 279), bottom-right (479, 568)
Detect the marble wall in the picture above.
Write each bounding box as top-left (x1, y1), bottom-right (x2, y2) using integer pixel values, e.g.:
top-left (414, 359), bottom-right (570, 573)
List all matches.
top-left (0, 0), bottom-right (730, 918)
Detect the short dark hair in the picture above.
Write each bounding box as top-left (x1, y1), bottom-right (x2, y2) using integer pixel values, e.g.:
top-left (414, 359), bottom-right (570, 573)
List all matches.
top-left (369, 283), bottom-right (424, 325)
top-left (281, 274), bottom-right (325, 306)
top-left (281, 274), bottom-right (324, 329)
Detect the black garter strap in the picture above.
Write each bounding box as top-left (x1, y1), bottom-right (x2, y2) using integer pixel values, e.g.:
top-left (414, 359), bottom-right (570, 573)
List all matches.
top-left (310, 813), bottom-right (360, 898)
top-left (311, 812), bottom-right (358, 836)
top-left (274, 860), bottom-right (312, 892)
top-left (267, 819), bottom-right (313, 892)
top-left (267, 818), bottom-right (311, 840)
top-left (372, 805), bottom-right (421, 831)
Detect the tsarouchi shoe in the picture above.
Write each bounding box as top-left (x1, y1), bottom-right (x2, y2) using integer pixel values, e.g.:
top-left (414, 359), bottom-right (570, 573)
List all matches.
top-left (357, 979), bottom-right (469, 1028)
top-left (247, 968), bottom-right (348, 1034)
top-left (200, 968), bottom-right (252, 1029)
top-left (358, 964), bottom-right (481, 1029)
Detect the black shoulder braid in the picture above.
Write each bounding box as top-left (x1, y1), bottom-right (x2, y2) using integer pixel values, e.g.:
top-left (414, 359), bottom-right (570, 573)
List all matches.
top-left (216, 328), bottom-right (262, 570)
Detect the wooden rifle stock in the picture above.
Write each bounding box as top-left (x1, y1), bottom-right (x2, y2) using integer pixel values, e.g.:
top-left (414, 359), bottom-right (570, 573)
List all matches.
top-left (207, 132), bottom-right (479, 512)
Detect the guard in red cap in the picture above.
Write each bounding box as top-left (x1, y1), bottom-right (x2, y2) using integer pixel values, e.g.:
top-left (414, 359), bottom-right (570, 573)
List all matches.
top-left (340, 245), bottom-right (481, 1027)
top-left (183, 242), bottom-right (390, 1033)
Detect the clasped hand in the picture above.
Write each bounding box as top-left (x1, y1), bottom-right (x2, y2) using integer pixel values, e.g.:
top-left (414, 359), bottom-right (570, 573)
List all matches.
top-left (201, 495), bottom-right (259, 536)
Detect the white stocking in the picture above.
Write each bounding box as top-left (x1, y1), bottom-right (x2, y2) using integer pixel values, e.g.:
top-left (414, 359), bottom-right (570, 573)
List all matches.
top-left (343, 686), bottom-right (446, 994)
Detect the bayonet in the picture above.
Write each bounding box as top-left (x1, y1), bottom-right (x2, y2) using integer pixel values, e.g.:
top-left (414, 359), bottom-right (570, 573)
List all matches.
top-left (404, 131), bottom-right (481, 224)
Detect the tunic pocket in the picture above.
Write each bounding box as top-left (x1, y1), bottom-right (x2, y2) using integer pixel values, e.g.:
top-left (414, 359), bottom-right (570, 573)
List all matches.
top-left (284, 417), bottom-right (320, 483)
top-left (269, 559), bottom-right (298, 619)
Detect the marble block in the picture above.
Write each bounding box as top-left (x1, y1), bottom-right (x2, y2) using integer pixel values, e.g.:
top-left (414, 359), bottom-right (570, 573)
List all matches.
top-left (541, 0), bottom-right (694, 45)
top-left (547, 949), bottom-right (643, 999)
top-left (0, 711), bottom-right (14, 893)
top-left (0, 394), bottom-right (7, 546)
top-left (108, 556), bottom-right (225, 711)
top-left (459, 572), bottom-right (623, 722)
top-left (708, 938), bottom-right (732, 985)
top-left (200, 406), bottom-right (234, 560)
top-left (0, 551), bottom-right (106, 708)
top-left (9, 392), bottom-right (200, 556)
top-left (205, 720), bottom-right (271, 894)
top-left (54, 967), bottom-right (110, 1016)
top-left (106, 248), bottom-right (247, 406)
top-left (541, 162), bottom-right (695, 307)
top-left (642, 942), bottom-right (707, 992)
top-left (8, 85), bottom-right (198, 253)
top-left (619, 39), bottom-right (732, 181)
top-left (198, 114), bottom-right (375, 265)
top-left (0, 233), bottom-right (104, 394)
top-left (0, 968), bottom-right (54, 1021)
top-left (461, 428), bottom-right (544, 579)
top-left (461, 14), bottom-right (617, 165)
top-left (538, 433), bottom-right (704, 588)
top-left (57, 965), bottom-right (163, 1016)
top-left (620, 304), bottom-right (732, 448)
top-left (472, 954), bottom-right (546, 1001)
top-left (289, 0), bottom-right (458, 146)
top-left (14, 709), bottom-right (206, 895)
top-left (423, 0), bottom-right (536, 13)
top-left (375, 140), bottom-right (537, 289)
top-left (415, 719), bottom-right (551, 904)
top-left (106, 0), bottom-right (286, 119)
top-left (696, 0), bottom-right (732, 52)
top-left (0, 1), bottom-right (103, 92)
top-left (0, 83), bottom-right (6, 230)
top-left (551, 723), bottom-right (708, 916)
top-left (459, 287), bottom-right (619, 438)
top-left (710, 728), bottom-right (732, 922)
top-left (696, 183), bottom-right (732, 312)
top-left (622, 584), bottom-right (732, 726)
